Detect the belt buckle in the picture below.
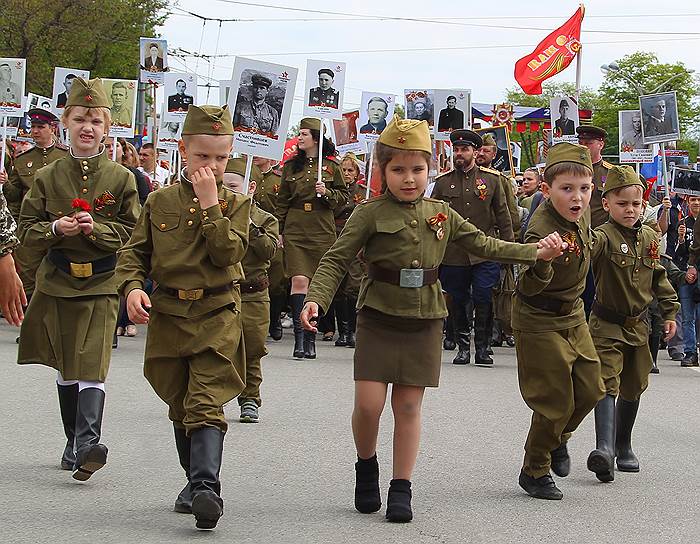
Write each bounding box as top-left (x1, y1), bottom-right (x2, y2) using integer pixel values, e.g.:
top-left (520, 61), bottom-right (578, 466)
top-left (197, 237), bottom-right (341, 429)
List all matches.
top-left (70, 262), bottom-right (93, 278)
top-left (304, 203), bottom-right (312, 212)
top-left (399, 268), bottom-right (424, 288)
top-left (178, 288), bottom-right (204, 301)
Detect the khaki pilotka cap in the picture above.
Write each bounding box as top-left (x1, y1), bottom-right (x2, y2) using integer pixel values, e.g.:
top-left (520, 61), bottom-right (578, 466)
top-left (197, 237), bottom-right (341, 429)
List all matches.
top-left (378, 114), bottom-right (432, 154)
top-left (65, 77), bottom-right (110, 108)
top-left (182, 105), bottom-right (234, 135)
top-left (601, 165), bottom-right (646, 197)
top-left (300, 117), bottom-right (324, 132)
top-left (544, 142), bottom-right (593, 174)
top-left (225, 157), bottom-right (263, 183)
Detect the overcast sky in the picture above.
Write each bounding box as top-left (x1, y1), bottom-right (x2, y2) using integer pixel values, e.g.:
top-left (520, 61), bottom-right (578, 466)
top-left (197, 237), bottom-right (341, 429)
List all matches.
top-left (161, 0), bottom-right (700, 123)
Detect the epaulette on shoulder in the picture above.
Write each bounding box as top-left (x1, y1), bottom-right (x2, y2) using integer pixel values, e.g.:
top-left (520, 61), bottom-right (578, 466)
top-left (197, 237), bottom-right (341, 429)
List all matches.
top-left (14, 147), bottom-right (34, 159)
top-left (327, 156), bottom-right (340, 165)
top-left (479, 166), bottom-right (501, 176)
top-left (435, 170), bottom-right (454, 179)
top-left (55, 142), bottom-right (68, 151)
top-left (602, 160), bottom-right (614, 169)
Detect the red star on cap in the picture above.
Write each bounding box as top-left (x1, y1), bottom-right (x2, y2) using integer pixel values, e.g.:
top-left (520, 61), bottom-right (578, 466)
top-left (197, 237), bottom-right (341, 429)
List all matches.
top-left (212, 122), bottom-right (221, 130)
top-left (397, 136), bottom-right (406, 144)
top-left (85, 95), bottom-right (93, 102)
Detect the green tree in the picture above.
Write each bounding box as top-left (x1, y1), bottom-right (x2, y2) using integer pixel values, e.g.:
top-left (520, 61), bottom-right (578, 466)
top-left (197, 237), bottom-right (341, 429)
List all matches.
top-left (0, 0), bottom-right (169, 96)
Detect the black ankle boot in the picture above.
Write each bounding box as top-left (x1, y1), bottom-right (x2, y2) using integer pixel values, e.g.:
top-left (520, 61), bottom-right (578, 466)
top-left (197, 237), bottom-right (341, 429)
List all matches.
top-left (190, 426), bottom-right (225, 530)
top-left (304, 330), bottom-right (316, 359)
top-left (354, 454), bottom-right (381, 513)
top-left (173, 425), bottom-right (192, 513)
top-left (587, 394), bottom-right (616, 482)
top-left (291, 294), bottom-right (305, 359)
top-left (550, 442), bottom-right (570, 477)
top-left (385, 479), bottom-right (412, 522)
top-left (268, 294), bottom-right (285, 341)
top-left (57, 383), bottom-right (78, 470)
top-left (616, 398), bottom-right (640, 472)
top-left (73, 387), bottom-right (108, 481)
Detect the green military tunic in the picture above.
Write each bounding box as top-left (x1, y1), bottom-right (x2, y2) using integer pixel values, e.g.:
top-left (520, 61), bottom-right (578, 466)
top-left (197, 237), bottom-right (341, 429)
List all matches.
top-left (498, 172), bottom-right (521, 238)
top-left (17, 150), bottom-right (140, 381)
top-left (513, 198), bottom-right (605, 479)
top-left (334, 180), bottom-right (367, 297)
top-left (276, 156), bottom-right (348, 278)
top-left (239, 203), bottom-right (279, 406)
top-left (588, 159), bottom-right (613, 229)
top-left (255, 165), bottom-right (286, 296)
top-left (590, 220), bottom-right (679, 400)
top-left (116, 174), bottom-right (251, 433)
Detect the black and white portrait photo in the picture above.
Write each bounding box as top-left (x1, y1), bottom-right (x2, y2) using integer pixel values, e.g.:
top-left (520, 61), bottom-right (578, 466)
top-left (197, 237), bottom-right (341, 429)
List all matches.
top-left (233, 71), bottom-right (281, 137)
top-left (671, 167), bottom-right (700, 197)
top-left (26, 93), bottom-right (52, 112)
top-left (550, 96), bottom-right (579, 142)
top-left (619, 110), bottom-right (654, 164)
top-left (308, 69), bottom-right (339, 108)
top-left (52, 67), bottom-right (90, 114)
top-left (164, 72), bottom-right (196, 121)
top-left (139, 37), bottom-right (169, 84)
top-left (0, 58), bottom-right (25, 115)
top-left (158, 108), bottom-right (183, 151)
top-left (640, 91), bottom-right (680, 145)
top-left (104, 79), bottom-right (137, 136)
top-left (358, 92), bottom-right (396, 140)
top-left (434, 88), bottom-right (470, 141)
top-left (404, 89), bottom-right (435, 128)
top-left (304, 59), bottom-right (346, 118)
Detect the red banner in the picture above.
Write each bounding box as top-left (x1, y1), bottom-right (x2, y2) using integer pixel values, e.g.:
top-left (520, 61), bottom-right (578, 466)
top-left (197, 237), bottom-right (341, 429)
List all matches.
top-left (514, 6), bottom-right (584, 95)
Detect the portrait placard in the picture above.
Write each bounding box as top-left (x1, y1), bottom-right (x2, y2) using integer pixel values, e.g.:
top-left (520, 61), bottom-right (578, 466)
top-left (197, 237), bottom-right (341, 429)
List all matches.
top-left (640, 91), bottom-right (680, 145)
top-left (52, 67), bottom-right (90, 114)
top-left (474, 125), bottom-right (515, 176)
top-left (331, 110), bottom-right (365, 155)
top-left (303, 59), bottom-right (346, 119)
top-left (0, 58), bottom-right (26, 117)
top-left (358, 91), bottom-right (396, 144)
top-left (103, 79), bottom-right (137, 137)
top-left (434, 89), bottom-right (470, 141)
top-left (550, 95), bottom-right (579, 144)
top-left (139, 37), bottom-right (169, 84)
top-left (671, 167), bottom-right (700, 197)
top-left (163, 72), bottom-right (197, 122)
top-left (26, 93), bottom-right (53, 112)
top-left (404, 89), bottom-right (435, 128)
top-left (618, 110), bottom-right (653, 164)
top-left (229, 57), bottom-right (298, 161)
top-left (157, 106), bottom-right (183, 151)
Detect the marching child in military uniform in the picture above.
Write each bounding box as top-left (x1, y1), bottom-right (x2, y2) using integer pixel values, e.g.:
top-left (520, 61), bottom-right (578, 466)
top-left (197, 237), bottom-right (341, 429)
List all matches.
top-left (300, 115), bottom-right (565, 522)
top-left (17, 78), bottom-right (140, 481)
top-left (222, 157), bottom-right (279, 423)
top-left (117, 105), bottom-right (251, 530)
top-left (586, 165), bottom-right (678, 482)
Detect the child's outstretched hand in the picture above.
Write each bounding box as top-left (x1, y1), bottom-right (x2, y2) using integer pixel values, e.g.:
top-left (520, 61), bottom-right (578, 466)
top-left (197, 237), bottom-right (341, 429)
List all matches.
top-left (300, 301), bottom-right (319, 332)
top-left (536, 232), bottom-right (568, 261)
top-left (664, 320), bottom-right (677, 342)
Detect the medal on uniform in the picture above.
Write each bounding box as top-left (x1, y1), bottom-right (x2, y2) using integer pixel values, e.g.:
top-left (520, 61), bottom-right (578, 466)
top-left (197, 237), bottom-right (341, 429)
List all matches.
top-left (476, 181), bottom-right (488, 201)
top-left (620, 243), bottom-right (629, 254)
top-left (648, 241), bottom-right (660, 260)
top-left (219, 199), bottom-right (228, 213)
top-left (427, 212), bottom-right (448, 239)
top-left (93, 191), bottom-right (116, 212)
top-left (26, 161), bottom-right (32, 168)
top-left (436, 227), bottom-right (445, 240)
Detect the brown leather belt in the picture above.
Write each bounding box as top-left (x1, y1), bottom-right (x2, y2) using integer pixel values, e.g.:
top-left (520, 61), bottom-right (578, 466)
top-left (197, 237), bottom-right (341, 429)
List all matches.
top-left (592, 301), bottom-right (648, 327)
top-left (518, 292), bottom-right (576, 315)
top-left (368, 263), bottom-right (438, 288)
top-left (48, 249), bottom-right (117, 278)
top-left (158, 282), bottom-right (235, 301)
top-left (292, 200), bottom-right (321, 212)
top-left (240, 275), bottom-right (270, 293)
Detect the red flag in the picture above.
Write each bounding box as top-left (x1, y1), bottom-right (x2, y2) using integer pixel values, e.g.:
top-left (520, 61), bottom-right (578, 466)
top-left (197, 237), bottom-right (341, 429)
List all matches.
top-left (514, 6), bottom-right (584, 95)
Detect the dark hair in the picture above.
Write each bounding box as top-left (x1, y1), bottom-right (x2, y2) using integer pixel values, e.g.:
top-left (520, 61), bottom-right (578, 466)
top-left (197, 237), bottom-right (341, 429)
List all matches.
top-left (374, 142), bottom-right (432, 192)
top-left (543, 162), bottom-right (591, 185)
top-left (65, 73), bottom-right (77, 80)
top-left (141, 142), bottom-right (155, 151)
top-left (446, 95), bottom-right (457, 102)
top-left (289, 129), bottom-right (336, 172)
top-left (176, 79), bottom-right (186, 86)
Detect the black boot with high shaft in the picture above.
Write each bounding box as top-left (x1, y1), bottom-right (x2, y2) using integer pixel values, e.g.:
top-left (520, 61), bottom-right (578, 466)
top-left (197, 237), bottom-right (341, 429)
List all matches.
top-left (290, 294), bottom-right (306, 359)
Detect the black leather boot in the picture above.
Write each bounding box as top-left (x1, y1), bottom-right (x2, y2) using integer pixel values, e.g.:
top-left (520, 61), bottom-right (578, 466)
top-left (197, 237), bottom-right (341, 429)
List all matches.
top-left (385, 479), bottom-right (412, 522)
top-left (72, 387), bottom-right (108, 481)
top-left (190, 426), bottom-right (225, 530)
top-left (443, 294), bottom-right (456, 350)
top-left (303, 330), bottom-right (317, 359)
top-left (550, 442), bottom-right (570, 477)
top-left (452, 300), bottom-right (471, 365)
top-left (268, 294), bottom-right (285, 341)
top-left (485, 304), bottom-right (495, 355)
top-left (615, 398), bottom-right (640, 472)
top-left (57, 383), bottom-right (78, 470)
top-left (649, 334), bottom-right (660, 374)
top-left (474, 304), bottom-right (494, 365)
top-left (291, 293), bottom-right (305, 359)
top-left (173, 425), bottom-right (192, 513)
top-left (354, 454), bottom-right (381, 513)
top-left (345, 296), bottom-right (357, 348)
top-left (587, 394), bottom-right (616, 482)
top-left (334, 296), bottom-right (349, 346)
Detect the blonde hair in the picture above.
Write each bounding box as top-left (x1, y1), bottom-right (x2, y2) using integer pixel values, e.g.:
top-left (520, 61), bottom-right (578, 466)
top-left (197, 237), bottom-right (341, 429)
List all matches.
top-left (122, 140), bottom-right (140, 168)
top-left (340, 155), bottom-right (360, 180)
top-left (61, 106), bottom-right (111, 128)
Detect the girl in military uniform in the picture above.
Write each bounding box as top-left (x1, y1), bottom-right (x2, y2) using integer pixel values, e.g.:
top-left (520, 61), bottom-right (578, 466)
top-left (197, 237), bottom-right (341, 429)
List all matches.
top-left (300, 115), bottom-right (564, 522)
top-left (276, 118), bottom-right (348, 359)
top-left (17, 78), bottom-right (140, 481)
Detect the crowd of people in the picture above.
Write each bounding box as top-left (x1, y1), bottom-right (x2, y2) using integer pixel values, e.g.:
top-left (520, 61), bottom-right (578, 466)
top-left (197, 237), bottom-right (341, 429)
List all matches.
top-left (0, 75), bottom-right (696, 531)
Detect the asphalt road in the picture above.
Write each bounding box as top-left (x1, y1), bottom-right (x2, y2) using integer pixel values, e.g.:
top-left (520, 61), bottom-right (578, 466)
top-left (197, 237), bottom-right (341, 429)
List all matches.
top-left (0, 322), bottom-right (698, 544)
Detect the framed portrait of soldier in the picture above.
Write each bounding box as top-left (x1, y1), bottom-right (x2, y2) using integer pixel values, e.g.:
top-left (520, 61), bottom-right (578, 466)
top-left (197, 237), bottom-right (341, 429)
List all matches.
top-left (303, 59), bottom-right (346, 119)
top-left (358, 91), bottom-right (396, 144)
top-left (52, 67), bottom-right (90, 114)
top-left (26, 93), bottom-right (53, 112)
top-left (164, 72), bottom-right (197, 122)
top-left (157, 107), bottom-right (183, 151)
top-left (0, 58), bottom-right (26, 117)
top-left (474, 125), bottom-right (515, 176)
top-left (550, 95), bottom-right (579, 144)
top-left (640, 91), bottom-right (680, 145)
top-left (332, 110), bottom-right (365, 155)
top-left (404, 89), bottom-right (435, 128)
top-left (229, 57), bottom-right (298, 161)
top-left (434, 89), bottom-right (470, 141)
top-left (139, 37), bottom-right (169, 84)
top-left (619, 110), bottom-right (654, 164)
top-left (671, 167), bottom-right (700, 197)
top-left (103, 79), bottom-right (137, 137)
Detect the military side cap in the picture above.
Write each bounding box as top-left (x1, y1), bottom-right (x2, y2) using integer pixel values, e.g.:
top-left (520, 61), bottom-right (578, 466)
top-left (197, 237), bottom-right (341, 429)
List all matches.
top-left (450, 129), bottom-right (482, 149)
top-left (65, 77), bottom-right (110, 108)
top-left (182, 105), bottom-right (234, 135)
top-left (27, 108), bottom-right (59, 125)
top-left (225, 157), bottom-right (263, 183)
top-left (251, 73), bottom-right (272, 88)
top-left (545, 142), bottom-right (593, 173)
top-left (378, 114), bottom-right (431, 154)
top-left (481, 133), bottom-right (497, 147)
top-left (576, 125), bottom-right (607, 140)
top-left (300, 117), bottom-right (323, 132)
top-left (601, 165), bottom-right (645, 197)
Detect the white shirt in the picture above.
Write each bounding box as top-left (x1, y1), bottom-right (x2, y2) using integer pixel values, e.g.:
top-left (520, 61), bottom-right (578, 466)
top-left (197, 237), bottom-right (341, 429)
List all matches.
top-left (139, 165), bottom-right (169, 186)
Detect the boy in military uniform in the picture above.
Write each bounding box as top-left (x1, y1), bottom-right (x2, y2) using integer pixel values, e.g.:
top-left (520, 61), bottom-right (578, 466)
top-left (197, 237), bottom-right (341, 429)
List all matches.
top-left (17, 78), bottom-right (140, 481)
top-left (117, 104), bottom-right (251, 530)
top-left (586, 166), bottom-right (678, 482)
top-left (222, 157), bottom-right (278, 423)
top-left (300, 115), bottom-right (565, 522)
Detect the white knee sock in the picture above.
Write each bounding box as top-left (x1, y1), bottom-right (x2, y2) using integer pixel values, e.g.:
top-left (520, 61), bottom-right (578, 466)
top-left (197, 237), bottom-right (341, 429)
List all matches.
top-left (78, 381), bottom-right (105, 392)
top-left (56, 371), bottom-right (78, 387)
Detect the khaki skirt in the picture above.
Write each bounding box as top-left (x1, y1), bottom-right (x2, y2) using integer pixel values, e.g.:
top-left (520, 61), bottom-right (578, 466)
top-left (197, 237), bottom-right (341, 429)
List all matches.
top-left (354, 307), bottom-right (443, 387)
top-left (17, 291), bottom-right (119, 382)
top-left (284, 235), bottom-right (334, 279)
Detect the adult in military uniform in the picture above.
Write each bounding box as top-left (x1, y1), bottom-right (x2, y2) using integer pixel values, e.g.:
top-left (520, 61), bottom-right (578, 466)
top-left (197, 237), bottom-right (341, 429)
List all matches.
top-left (17, 78), bottom-right (140, 482)
top-left (117, 105), bottom-right (251, 530)
top-left (109, 81), bottom-right (132, 127)
top-left (277, 118), bottom-right (348, 359)
top-left (167, 79), bottom-right (194, 112)
top-left (0, 63), bottom-right (21, 105)
top-left (308, 68), bottom-right (340, 109)
top-left (437, 95), bottom-right (464, 132)
top-left (0, 191), bottom-right (27, 326)
top-left (233, 74), bottom-right (280, 135)
top-left (431, 129), bottom-right (515, 366)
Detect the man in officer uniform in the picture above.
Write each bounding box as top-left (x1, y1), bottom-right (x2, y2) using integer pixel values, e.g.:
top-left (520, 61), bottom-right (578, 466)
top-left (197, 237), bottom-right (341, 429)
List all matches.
top-left (233, 74), bottom-right (280, 135)
top-left (308, 68), bottom-right (340, 109)
top-left (432, 129), bottom-right (514, 365)
top-left (577, 125), bottom-right (612, 229)
top-left (168, 79), bottom-right (194, 112)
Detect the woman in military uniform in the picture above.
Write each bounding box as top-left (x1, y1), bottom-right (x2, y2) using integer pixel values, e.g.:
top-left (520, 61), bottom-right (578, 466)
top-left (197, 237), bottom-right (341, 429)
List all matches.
top-left (276, 118), bottom-right (348, 359)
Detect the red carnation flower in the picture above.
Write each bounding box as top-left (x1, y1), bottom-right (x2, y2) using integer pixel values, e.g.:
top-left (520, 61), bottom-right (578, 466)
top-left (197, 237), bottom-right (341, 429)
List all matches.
top-left (72, 198), bottom-right (92, 212)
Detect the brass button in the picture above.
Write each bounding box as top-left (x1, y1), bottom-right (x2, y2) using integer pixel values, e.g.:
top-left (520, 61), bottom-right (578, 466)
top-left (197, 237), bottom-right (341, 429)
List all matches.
top-left (107, 212), bottom-right (112, 217)
top-left (193, 197), bottom-right (198, 203)
top-left (410, 219), bottom-right (418, 227)
top-left (189, 207), bottom-right (196, 213)
top-left (90, 235), bottom-right (96, 240)
top-left (160, 223), bottom-right (166, 229)
top-left (411, 259), bottom-right (420, 268)
top-left (187, 220), bottom-right (193, 226)
top-left (621, 260), bottom-right (626, 265)
top-left (82, 175), bottom-right (88, 181)
top-left (466, 202), bottom-right (471, 206)
top-left (413, 238), bottom-right (420, 244)
top-left (635, 268), bottom-right (639, 273)
top-left (82, 188), bottom-right (88, 194)
top-left (83, 165), bottom-right (89, 171)
top-left (565, 256), bottom-right (570, 262)
top-left (82, 160), bottom-right (88, 165)
top-left (45, 232), bottom-right (51, 238)
top-left (203, 210), bottom-right (208, 216)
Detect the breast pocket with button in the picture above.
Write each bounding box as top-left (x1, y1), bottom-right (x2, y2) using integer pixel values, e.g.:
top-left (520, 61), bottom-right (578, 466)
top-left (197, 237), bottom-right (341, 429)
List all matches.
top-left (150, 210), bottom-right (182, 249)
